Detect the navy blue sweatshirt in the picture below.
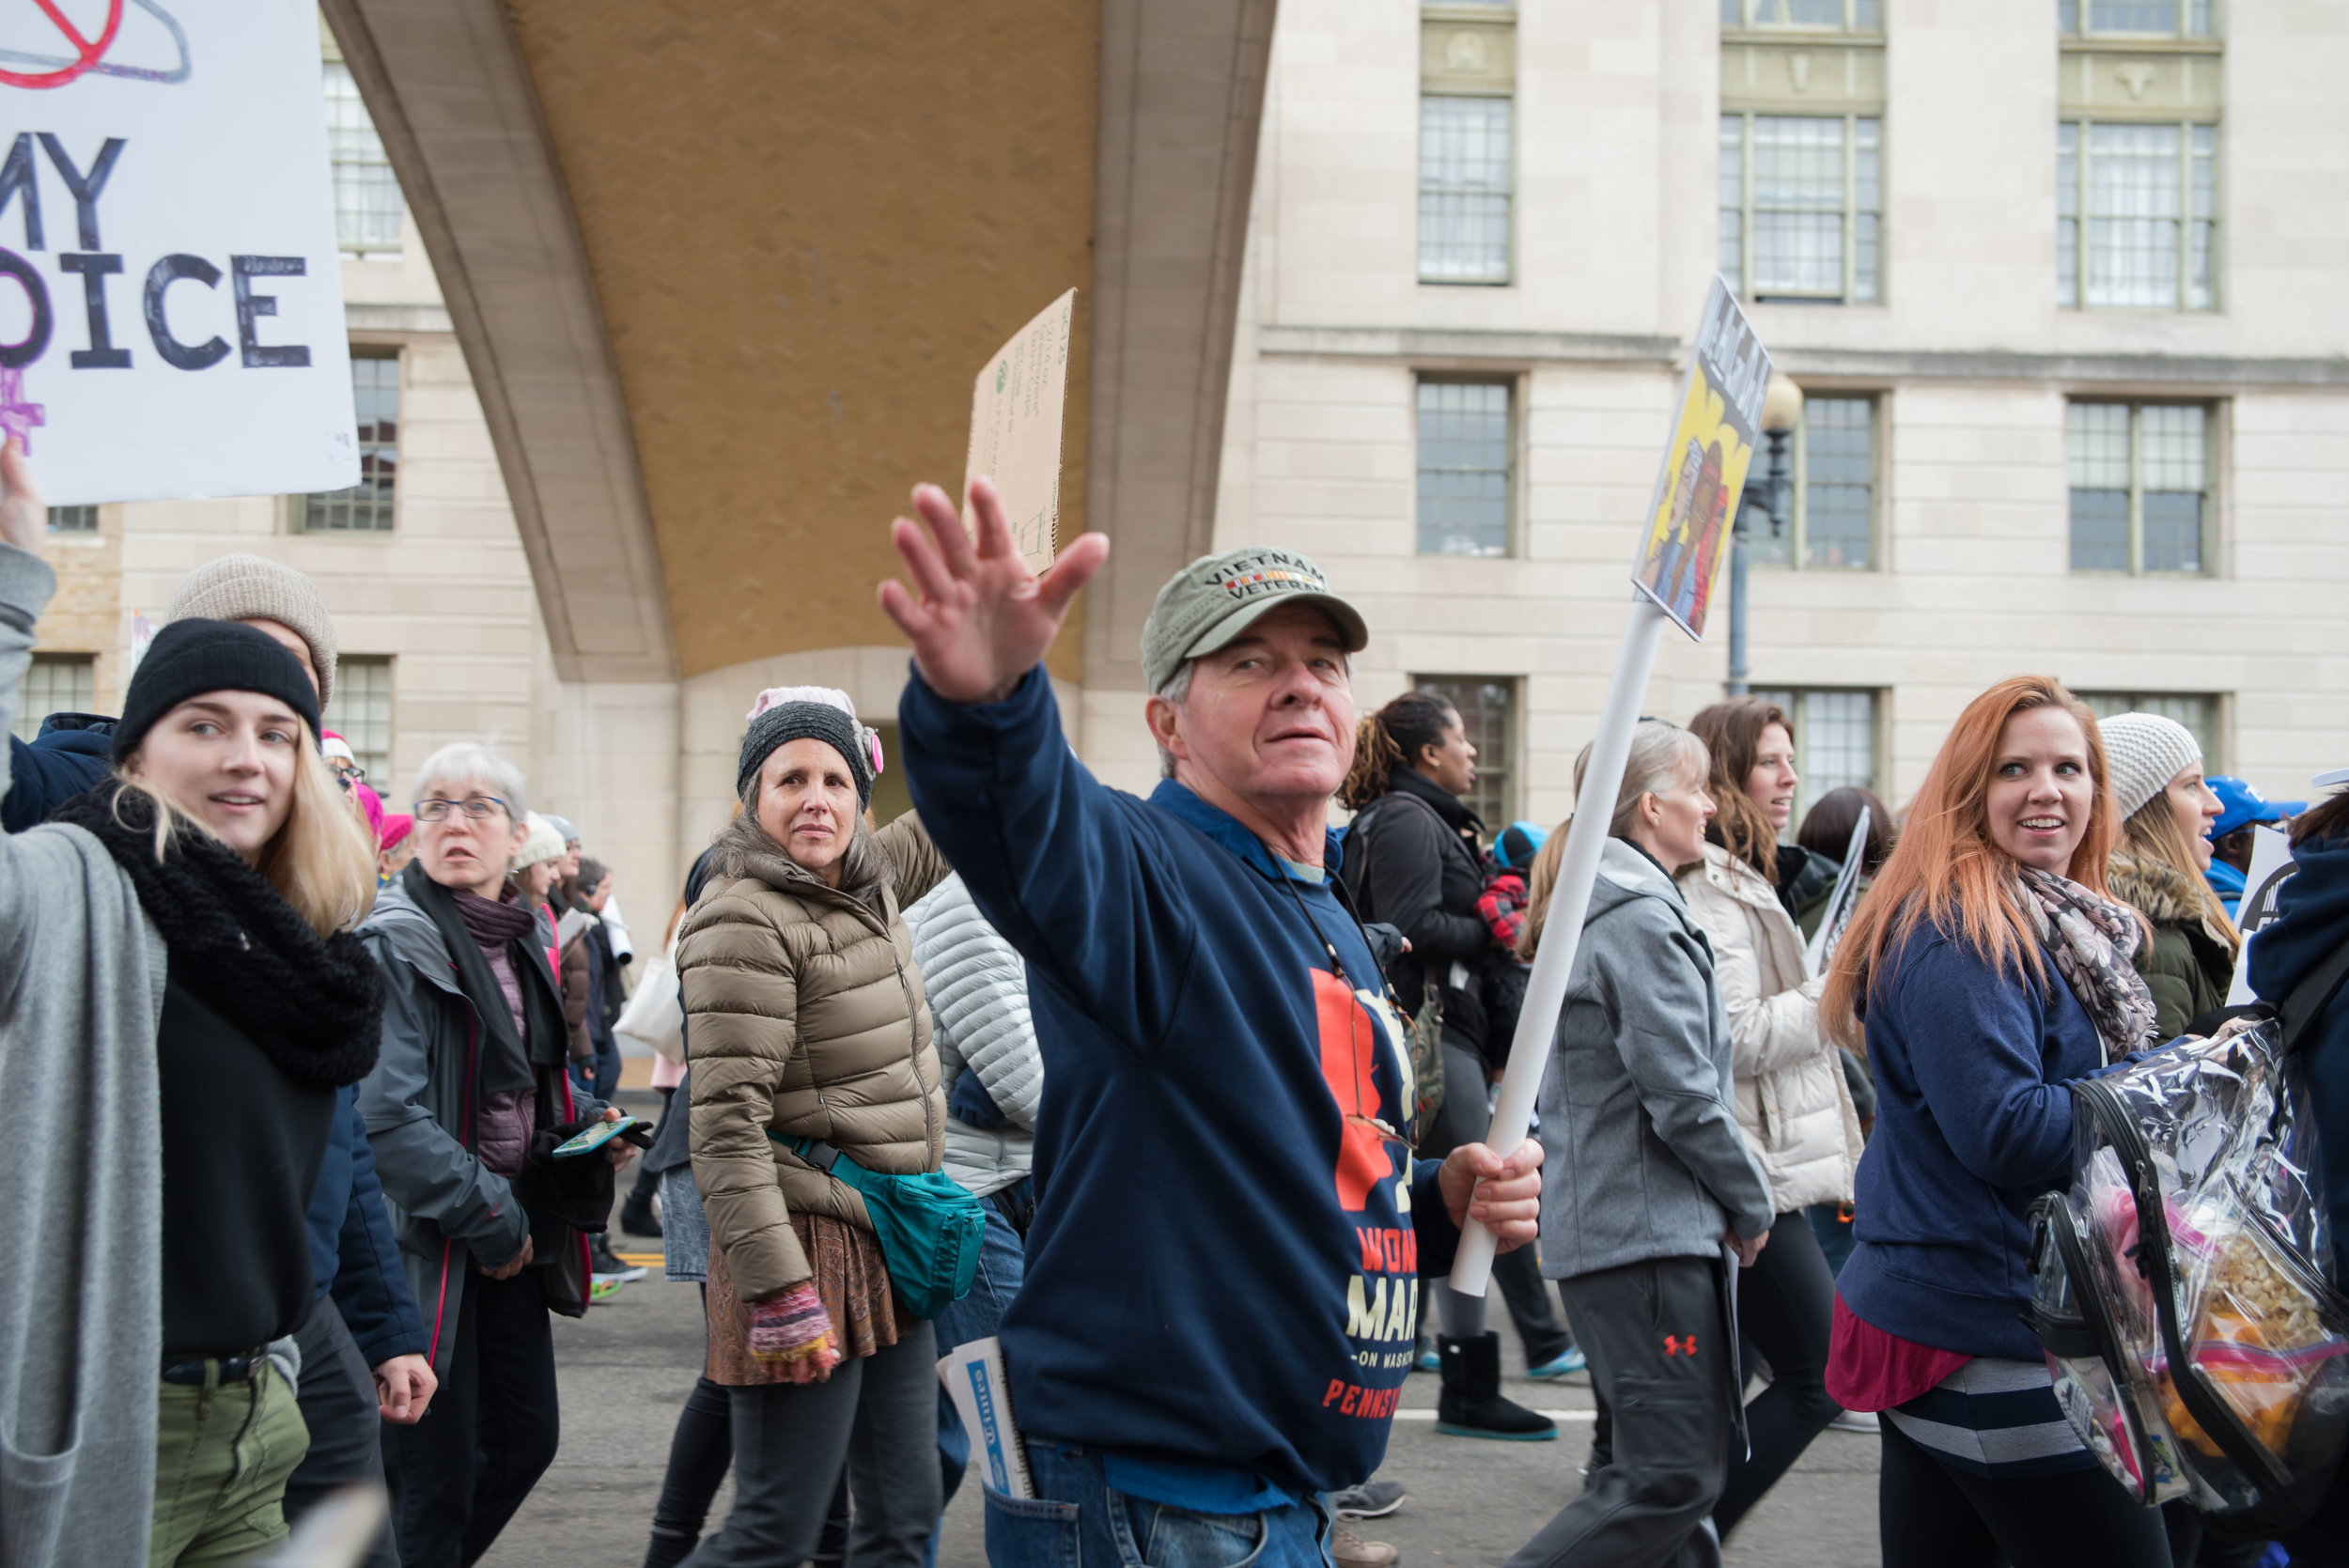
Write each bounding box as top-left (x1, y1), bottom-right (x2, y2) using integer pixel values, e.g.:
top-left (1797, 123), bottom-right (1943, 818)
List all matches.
top-left (306, 1083), bottom-right (428, 1368)
top-left (2249, 832), bottom-right (2349, 1251)
top-left (2, 713), bottom-right (111, 833)
top-left (900, 667), bottom-right (1457, 1498)
top-left (1838, 915), bottom-right (2102, 1362)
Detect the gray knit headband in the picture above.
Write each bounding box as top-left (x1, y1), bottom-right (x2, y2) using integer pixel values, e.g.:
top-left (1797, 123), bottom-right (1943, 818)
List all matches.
top-left (737, 701), bottom-right (874, 807)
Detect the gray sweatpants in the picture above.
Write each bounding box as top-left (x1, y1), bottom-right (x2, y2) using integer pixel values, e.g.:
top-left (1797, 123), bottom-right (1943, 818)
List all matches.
top-left (1504, 1256), bottom-right (1735, 1568)
top-left (682, 1320), bottom-right (941, 1568)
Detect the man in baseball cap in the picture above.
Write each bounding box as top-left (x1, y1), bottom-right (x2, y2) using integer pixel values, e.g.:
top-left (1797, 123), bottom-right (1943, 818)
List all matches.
top-left (2206, 776), bottom-right (2306, 918)
top-left (881, 479), bottom-right (1542, 1568)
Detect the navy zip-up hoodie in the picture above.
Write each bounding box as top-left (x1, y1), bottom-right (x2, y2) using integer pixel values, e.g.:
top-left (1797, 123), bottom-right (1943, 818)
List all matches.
top-left (1837, 915), bottom-right (2102, 1362)
top-left (2249, 832), bottom-right (2349, 1250)
top-left (306, 1083), bottom-right (428, 1368)
top-left (900, 667), bottom-right (1458, 1497)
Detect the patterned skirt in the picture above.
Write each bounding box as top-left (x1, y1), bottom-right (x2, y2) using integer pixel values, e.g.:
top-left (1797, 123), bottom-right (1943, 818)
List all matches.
top-left (705, 1212), bottom-right (911, 1386)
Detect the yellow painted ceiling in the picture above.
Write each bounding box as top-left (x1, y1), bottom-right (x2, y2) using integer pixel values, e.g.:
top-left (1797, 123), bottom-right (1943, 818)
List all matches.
top-left (504, 0), bottom-right (1098, 679)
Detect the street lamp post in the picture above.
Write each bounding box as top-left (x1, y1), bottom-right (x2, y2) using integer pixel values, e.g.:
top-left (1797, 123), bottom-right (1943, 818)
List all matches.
top-left (1727, 374), bottom-right (1804, 697)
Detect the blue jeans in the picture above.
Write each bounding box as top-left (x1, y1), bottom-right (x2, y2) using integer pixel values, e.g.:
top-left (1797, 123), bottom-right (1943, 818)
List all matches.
top-left (570, 1036), bottom-right (619, 1104)
top-left (985, 1444), bottom-right (1334, 1568)
top-left (927, 1180), bottom-right (1033, 1568)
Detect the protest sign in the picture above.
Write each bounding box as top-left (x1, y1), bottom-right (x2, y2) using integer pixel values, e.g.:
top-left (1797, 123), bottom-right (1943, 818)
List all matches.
top-left (963, 288), bottom-right (1074, 577)
top-left (1631, 277), bottom-right (1772, 641)
top-left (937, 1336), bottom-right (1033, 1498)
top-left (0, 0), bottom-right (358, 505)
top-left (1452, 278), bottom-right (1773, 1296)
top-left (1802, 805), bottom-right (1872, 981)
top-left (2226, 825), bottom-right (2298, 1006)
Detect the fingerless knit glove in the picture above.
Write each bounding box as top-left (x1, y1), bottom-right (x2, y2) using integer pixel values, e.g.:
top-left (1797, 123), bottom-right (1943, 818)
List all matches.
top-left (749, 1281), bottom-right (838, 1368)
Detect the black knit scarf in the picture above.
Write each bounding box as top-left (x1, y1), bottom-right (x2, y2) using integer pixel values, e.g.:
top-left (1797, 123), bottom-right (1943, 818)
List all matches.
top-left (54, 782), bottom-right (384, 1089)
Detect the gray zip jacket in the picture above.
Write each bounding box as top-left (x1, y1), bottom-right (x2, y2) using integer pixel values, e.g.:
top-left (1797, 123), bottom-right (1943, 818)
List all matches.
top-left (905, 874), bottom-right (1041, 1198)
top-left (0, 543), bottom-right (164, 1568)
top-left (1535, 837), bottom-right (1775, 1281)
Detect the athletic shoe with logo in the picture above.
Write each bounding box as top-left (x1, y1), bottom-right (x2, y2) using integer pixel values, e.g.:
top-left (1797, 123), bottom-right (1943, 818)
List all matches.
top-left (1329, 1480), bottom-right (1406, 1520)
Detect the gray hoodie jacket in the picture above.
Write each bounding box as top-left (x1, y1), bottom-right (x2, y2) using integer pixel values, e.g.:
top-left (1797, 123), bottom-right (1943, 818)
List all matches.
top-left (1535, 837), bottom-right (1775, 1281)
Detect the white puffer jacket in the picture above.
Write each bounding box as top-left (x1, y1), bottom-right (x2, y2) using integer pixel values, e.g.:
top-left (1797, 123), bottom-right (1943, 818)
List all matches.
top-left (905, 874), bottom-right (1043, 1200)
top-left (1676, 844), bottom-right (1861, 1214)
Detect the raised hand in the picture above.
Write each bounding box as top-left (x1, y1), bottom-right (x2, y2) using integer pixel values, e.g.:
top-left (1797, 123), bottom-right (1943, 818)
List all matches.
top-left (0, 438), bottom-right (43, 554)
top-left (878, 476), bottom-right (1108, 705)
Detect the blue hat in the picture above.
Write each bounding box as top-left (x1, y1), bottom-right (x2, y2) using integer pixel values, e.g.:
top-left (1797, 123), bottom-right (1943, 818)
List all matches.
top-left (1496, 820), bottom-right (1548, 869)
top-left (2208, 776), bottom-right (2304, 840)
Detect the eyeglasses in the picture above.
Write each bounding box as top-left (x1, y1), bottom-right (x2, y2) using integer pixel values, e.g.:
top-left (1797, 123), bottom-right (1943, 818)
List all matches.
top-left (414, 796), bottom-right (509, 823)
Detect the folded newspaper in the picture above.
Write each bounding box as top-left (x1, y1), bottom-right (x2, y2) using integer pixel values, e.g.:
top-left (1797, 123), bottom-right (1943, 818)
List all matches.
top-left (938, 1336), bottom-right (1034, 1498)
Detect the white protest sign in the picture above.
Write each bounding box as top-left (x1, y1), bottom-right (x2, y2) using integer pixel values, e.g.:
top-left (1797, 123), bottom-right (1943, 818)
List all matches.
top-left (962, 288), bottom-right (1073, 577)
top-left (1802, 805), bottom-right (1872, 981)
top-left (937, 1336), bottom-right (1033, 1498)
top-left (2226, 825), bottom-right (2298, 1006)
top-left (0, 0), bottom-right (356, 505)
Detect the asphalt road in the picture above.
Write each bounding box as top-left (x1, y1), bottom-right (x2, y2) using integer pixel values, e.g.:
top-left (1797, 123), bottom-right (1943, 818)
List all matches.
top-left (480, 1093), bottom-right (1882, 1568)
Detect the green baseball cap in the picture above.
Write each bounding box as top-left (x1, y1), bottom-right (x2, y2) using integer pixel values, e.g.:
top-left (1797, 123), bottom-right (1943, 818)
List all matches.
top-left (1140, 547), bottom-right (1369, 696)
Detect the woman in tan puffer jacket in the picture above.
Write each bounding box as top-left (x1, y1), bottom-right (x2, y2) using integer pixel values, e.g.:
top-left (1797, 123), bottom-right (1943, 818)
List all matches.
top-left (675, 686), bottom-right (951, 1568)
top-left (1681, 698), bottom-right (1864, 1540)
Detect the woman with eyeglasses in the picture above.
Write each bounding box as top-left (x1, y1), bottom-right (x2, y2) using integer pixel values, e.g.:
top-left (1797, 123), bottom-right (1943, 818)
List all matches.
top-left (358, 743), bottom-right (633, 1568)
top-left (0, 441), bottom-right (390, 1567)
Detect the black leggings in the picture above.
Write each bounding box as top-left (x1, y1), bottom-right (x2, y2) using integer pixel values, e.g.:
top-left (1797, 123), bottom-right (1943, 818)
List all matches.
top-left (1878, 1416), bottom-right (2172, 1567)
top-left (1716, 1210), bottom-right (1841, 1535)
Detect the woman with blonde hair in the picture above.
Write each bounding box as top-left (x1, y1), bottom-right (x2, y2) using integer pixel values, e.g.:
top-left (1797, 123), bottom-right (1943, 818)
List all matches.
top-left (2098, 711), bottom-right (2236, 1039)
top-left (1820, 676), bottom-right (2168, 1566)
top-left (0, 439), bottom-right (388, 1568)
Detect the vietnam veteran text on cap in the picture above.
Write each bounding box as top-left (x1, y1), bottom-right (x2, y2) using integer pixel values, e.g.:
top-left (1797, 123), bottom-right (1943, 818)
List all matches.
top-left (1140, 548), bottom-right (1370, 696)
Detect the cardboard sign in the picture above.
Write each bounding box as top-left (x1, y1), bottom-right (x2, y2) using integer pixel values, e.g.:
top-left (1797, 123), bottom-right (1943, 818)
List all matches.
top-left (2226, 826), bottom-right (2298, 1006)
top-left (1632, 277), bottom-right (1774, 641)
top-left (962, 288), bottom-right (1073, 577)
top-left (0, 0), bottom-right (358, 505)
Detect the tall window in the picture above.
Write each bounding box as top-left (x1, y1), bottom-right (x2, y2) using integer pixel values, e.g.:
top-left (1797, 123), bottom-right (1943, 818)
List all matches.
top-left (1720, 115), bottom-right (1880, 303)
top-left (1416, 379), bottom-right (1513, 558)
top-left (305, 352), bottom-right (399, 532)
top-left (47, 505), bottom-right (95, 533)
top-left (321, 656), bottom-right (394, 784)
top-left (13, 653), bottom-right (94, 740)
top-left (1747, 395), bottom-right (1876, 569)
top-left (1752, 688), bottom-right (1880, 828)
top-left (2059, 122), bottom-right (2215, 311)
top-left (1721, 0), bottom-right (1881, 24)
top-left (1415, 675), bottom-right (1517, 829)
top-left (2077, 691), bottom-right (2221, 771)
top-left (2058, 0), bottom-right (2214, 37)
top-left (2067, 401), bottom-right (2211, 574)
top-left (1420, 96), bottom-right (1512, 284)
top-left (324, 62), bottom-right (402, 258)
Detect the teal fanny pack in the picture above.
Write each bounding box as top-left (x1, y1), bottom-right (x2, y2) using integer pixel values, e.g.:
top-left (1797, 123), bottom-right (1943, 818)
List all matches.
top-left (771, 1132), bottom-right (985, 1320)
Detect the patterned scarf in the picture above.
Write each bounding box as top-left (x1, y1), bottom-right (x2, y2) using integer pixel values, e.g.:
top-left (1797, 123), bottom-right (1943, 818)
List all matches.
top-left (2017, 866), bottom-right (2161, 1066)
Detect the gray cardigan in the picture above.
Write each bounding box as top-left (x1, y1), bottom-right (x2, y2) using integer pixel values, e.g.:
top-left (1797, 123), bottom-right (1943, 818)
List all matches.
top-left (0, 542), bottom-right (166, 1568)
top-left (1534, 837), bottom-right (1775, 1281)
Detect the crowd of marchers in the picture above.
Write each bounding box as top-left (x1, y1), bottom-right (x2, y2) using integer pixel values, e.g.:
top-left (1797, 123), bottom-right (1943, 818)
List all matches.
top-left (4, 442), bottom-right (2346, 1568)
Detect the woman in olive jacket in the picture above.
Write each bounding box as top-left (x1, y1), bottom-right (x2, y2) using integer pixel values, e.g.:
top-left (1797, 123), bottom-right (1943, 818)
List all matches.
top-left (678, 687), bottom-right (951, 1568)
top-left (2099, 712), bottom-right (2236, 1039)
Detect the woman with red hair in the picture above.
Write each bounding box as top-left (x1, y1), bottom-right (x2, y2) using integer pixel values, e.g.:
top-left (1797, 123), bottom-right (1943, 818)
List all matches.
top-left (1821, 677), bottom-right (2169, 1566)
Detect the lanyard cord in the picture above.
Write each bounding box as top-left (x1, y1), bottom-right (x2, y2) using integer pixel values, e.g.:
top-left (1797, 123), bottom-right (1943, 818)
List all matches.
top-left (1276, 867), bottom-right (1414, 1151)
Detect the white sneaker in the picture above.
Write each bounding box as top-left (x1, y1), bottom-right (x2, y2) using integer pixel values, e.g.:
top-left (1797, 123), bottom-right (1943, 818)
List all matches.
top-left (1828, 1409), bottom-right (1880, 1434)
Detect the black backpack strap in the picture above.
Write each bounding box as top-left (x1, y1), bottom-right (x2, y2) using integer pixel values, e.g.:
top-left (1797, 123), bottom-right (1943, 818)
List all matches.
top-left (2281, 939), bottom-right (2349, 1055)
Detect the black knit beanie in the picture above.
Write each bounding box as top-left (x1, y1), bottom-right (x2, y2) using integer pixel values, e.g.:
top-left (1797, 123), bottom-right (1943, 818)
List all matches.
top-left (114, 618), bottom-right (323, 763)
top-left (737, 701), bottom-right (872, 807)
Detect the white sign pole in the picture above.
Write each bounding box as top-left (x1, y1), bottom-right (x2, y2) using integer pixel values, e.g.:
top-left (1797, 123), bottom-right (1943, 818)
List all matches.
top-left (1448, 593), bottom-right (1670, 1296)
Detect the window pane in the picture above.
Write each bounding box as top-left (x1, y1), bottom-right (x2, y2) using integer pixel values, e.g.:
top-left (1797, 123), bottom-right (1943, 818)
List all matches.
top-left (2060, 0), bottom-right (2080, 31)
top-left (2140, 405), bottom-right (2205, 572)
top-left (2086, 122), bottom-right (2181, 308)
top-left (1420, 97), bottom-right (1512, 284)
top-left (1722, 0), bottom-right (1742, 23)
top-left (13, 653), bottom-right (95, 740)
top-left (1854, 117), bottom-right (1880, 301)
top-left (1417, 380), bottom-right (1512, 557)
top-left (47, 505), bottom-right (96, 533)
top-left (2068, 402), bottom-right (2132, 570)
top-left (1719, 116), bottom-right (1746, 286)
top-left (2057, 123), bottom-right (2080, 308)
top-left (1752, 0), bottom-right (1843, 22)
top-left (1415, 676), bottom-right (1517, 829)
top-left (2188, 0), bottom-right (2211, 33)
top-left (323, 62), bottom-right (401, 256)
top-left (1804, 396), bottom-right (1873, 568)
top-left (2089, 0), bottom-right (2182, 30)
top-left (305, 354), bottom-right (399, 532)
top-left (321, 655), bottom-right (394, 784)
top-left (2189, 126), bottom-right (2216, 311)
top-left (1752, 116), bottom-right (1845, 296)
top-left (1753, 687), bottom-right (1877, 827)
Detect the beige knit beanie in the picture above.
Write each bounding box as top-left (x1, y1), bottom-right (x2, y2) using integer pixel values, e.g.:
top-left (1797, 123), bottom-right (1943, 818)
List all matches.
top-left (512, 813), bottom-right (567, 873)
top-left (2099, 712), bottom-right (2203, 821)
top-left (165, 552), bottom-right (338, 706)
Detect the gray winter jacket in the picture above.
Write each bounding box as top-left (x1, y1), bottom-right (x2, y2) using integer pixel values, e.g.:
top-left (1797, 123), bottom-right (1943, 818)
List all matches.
top-left (905, 874), bottom-right (1042, 1198)
top-left (0, 543), bottom-right (164, 1568)
top-left (1535, 837), bottom-right (1775, 1281)
top-left (358, 872), bottom-right (602, 1375)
